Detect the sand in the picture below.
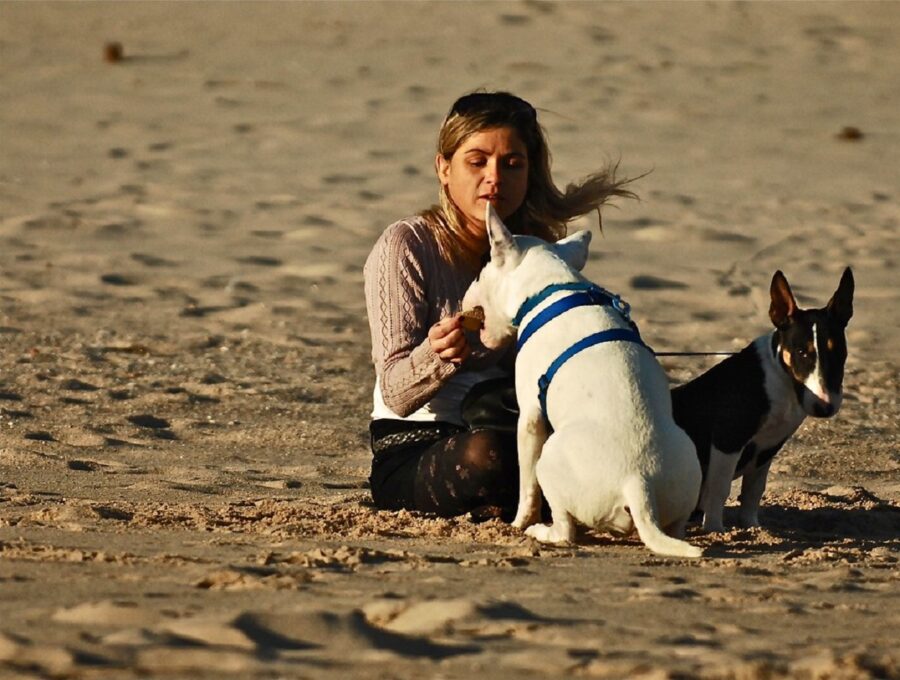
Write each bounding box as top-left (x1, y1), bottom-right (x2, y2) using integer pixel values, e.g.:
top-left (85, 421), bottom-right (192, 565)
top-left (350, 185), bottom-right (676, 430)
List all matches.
top-left (0, 2), bottom-right (898, 678)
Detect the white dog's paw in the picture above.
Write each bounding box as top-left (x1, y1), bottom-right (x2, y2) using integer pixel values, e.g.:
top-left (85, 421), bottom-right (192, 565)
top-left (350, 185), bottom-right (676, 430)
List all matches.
top-left (524, 523), bottom-right (572, 545)
top-left (512, 513), bottom-right (538, 530)
top-left (511, 501), bottom-right (541, 530)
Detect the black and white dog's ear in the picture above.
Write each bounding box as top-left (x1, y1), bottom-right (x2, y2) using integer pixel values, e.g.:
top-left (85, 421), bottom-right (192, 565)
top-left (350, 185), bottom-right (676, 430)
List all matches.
top-left (554, 230), bottom-right (592, 272)
top-left (769, 270), bottom-right (798, 329)
top-left (486, 203), bottom-right (517, 265)
top-left (827, 266), bottom-right (854, 326)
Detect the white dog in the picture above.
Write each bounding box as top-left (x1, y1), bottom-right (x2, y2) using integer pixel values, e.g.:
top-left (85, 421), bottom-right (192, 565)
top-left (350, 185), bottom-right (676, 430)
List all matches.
top-left (462, 204), bottom-right (702, 557)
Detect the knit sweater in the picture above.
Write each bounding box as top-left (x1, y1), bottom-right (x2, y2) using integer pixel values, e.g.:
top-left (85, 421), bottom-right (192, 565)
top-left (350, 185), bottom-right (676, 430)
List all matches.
top-left (363, 216), bottom-right (511, 423)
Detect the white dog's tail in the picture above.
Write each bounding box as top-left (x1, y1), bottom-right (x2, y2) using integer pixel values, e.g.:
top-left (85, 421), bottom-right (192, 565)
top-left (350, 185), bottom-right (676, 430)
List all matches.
top-left (624, 477), bottom-right (703, 559)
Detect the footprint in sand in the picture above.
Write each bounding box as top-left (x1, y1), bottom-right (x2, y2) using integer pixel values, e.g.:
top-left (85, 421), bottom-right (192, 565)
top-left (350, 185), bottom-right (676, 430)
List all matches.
top-left (0, 635), bottom-right (76, 677)
top-left (52, 600), bottom-right (159, 627)
top-left (131, 253), bottom-right (176, 267)
top-left (62, 378), bottom-right (99, 392)
top-left (588, 26), bottom-right (615, 44)
top-left (300, 214), bottom-right (334, 228)
top-left (159, 618), bottom-right (259, 651)
top-left (699, 229), bottom-right (756, 244)
top-left (127, 414), bottom-right (176, 439)
top-left (100, 273), bottom-right (136, 286)
top-left (20, 213), bottom-right (79, 231)
top-left (67, 460), bottom-right (102, 471)
top-left (97, 219), bottom-right (142, 237)
top-left (126, 414), bottom-right (170, 429)
top-left (24, 431), bottom-right (55, 442)
top-left (364, 597), bottom-right (542, 637)
top-left (499, 13), bottom-right (531, 25)
top-left (214, 97), bottom-right (241, 108)
top-left (235, 609), bottom-right (474, 659)
top-left (322, 174), bottom-right (367, 185)
top-left (234, 256), bottom-right (282, 267)
top-left (630, 274), bottom-right (688, 290)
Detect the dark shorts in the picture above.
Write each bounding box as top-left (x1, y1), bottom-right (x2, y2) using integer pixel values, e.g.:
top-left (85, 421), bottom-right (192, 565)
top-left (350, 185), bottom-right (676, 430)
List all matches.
top-left (368, 377), bottom-right (519, 516)
top-left (368, 418), bottom-right (465, 510)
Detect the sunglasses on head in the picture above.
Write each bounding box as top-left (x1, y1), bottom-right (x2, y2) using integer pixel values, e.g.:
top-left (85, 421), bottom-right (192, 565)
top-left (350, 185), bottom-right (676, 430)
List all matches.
top-left (447, 92), bottom-right (537, 122)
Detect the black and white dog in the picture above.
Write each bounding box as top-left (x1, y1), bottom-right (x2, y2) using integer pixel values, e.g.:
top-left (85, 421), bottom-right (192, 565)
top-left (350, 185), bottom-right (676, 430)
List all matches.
top-left (671, 268), bottom-right (854, 532)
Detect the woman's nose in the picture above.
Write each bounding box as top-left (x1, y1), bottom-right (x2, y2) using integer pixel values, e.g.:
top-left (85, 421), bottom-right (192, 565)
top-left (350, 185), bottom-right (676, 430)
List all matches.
top-left (484, 160), bottom-right (501, 185)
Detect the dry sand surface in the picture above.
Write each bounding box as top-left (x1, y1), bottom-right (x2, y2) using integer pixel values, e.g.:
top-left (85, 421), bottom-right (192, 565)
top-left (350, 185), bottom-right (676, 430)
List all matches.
top-left (1, 2), bottom-right (899, 678)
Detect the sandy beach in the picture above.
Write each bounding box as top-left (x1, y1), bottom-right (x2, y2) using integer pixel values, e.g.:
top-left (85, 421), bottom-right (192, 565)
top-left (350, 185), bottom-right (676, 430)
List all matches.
top-left (1, 2), bottom-right (898, 678)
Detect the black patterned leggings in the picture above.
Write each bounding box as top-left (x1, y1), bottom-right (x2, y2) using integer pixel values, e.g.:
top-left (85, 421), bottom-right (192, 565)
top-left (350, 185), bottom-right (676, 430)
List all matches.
top-left (369, 420), bottom-right (519, 520)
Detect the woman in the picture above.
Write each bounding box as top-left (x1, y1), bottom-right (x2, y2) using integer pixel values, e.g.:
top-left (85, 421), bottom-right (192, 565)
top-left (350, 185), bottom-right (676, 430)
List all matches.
top-left (364, 91), bottom-right (635, 520)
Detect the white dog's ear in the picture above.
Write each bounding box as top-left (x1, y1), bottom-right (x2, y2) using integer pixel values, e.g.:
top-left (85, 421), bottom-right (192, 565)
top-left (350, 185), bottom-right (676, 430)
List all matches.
top-left (553, 230), bottom-right (592, 271)
top-left (486, 202), bottom-right (517, 265)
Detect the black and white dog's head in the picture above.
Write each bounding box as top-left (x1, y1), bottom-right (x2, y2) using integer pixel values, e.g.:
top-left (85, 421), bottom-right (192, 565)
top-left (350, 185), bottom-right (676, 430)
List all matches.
top-left (769, 267), bottom-right (854, 418)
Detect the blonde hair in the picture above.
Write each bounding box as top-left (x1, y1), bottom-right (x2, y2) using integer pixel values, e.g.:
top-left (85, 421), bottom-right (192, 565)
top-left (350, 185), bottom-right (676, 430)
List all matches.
top-left (421, 91), bottom-right (637, 270)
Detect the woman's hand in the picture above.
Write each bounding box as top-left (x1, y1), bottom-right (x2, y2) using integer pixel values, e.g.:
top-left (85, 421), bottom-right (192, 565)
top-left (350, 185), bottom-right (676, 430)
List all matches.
top-left (428, 315), bottom-right (471, 365)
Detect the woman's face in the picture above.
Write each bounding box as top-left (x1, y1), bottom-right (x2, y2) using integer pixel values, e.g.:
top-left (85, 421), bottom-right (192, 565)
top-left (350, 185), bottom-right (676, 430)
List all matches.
top-left (436, 126), bottom-right (529, 240)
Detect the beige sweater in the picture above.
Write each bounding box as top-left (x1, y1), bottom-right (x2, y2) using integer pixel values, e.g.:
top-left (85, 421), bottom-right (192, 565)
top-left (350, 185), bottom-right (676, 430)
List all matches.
top-left (364, 216), bottom-right (510, 420)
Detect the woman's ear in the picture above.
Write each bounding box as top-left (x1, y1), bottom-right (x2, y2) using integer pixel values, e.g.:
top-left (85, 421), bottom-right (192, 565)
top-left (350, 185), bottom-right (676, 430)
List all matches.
top-left (435, 153), bottom-right (450, 186)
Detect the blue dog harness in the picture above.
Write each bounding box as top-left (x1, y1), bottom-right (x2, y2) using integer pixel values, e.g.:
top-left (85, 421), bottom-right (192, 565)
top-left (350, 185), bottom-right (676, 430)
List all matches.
top-left (512, 282), bottom-right (650, 422)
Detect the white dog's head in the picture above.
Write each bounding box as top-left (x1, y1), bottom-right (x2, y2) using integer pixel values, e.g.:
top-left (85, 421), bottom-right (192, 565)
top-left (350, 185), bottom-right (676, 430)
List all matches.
top-left (462, 203), bottom-right (592, 349)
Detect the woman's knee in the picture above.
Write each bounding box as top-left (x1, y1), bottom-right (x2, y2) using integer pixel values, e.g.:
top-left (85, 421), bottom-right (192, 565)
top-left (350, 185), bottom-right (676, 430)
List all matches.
top-left (412, 429), bottom-right (517, 515)
top-left (458, 429), bottom-right (515, 475)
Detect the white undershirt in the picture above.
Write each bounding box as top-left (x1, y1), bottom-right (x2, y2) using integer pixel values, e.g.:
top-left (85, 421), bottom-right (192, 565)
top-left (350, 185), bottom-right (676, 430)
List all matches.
top-left (371, 367), bottom-right (507, 426)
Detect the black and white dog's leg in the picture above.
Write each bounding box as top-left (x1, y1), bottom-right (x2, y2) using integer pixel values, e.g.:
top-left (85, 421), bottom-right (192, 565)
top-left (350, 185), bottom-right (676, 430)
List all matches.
top-left (665, 516), bottom-right (690, 540)
top-left (737, 459), bottom-right (772, 528)
top-left (512, 405), bottom-right (548, 529)
top-left (700, 447), bottom-right (740, 532)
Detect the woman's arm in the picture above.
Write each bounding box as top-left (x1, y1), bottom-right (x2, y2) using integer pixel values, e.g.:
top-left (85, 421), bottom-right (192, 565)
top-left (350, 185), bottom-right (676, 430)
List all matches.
top-left (364, 222), bottom-right (458, 417)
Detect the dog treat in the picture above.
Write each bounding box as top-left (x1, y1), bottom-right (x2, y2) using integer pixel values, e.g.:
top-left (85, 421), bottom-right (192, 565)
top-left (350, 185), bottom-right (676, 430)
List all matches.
top-left (459, 306), bottom-right (484, 331)
top-left (104, 42), bottom-right (124, 63)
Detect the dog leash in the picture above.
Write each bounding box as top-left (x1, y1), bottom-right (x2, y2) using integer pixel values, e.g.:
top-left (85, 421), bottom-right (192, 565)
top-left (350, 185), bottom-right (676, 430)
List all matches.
top-left (513, 283), bottom-right (735, 358)
top-left (654, 351), bottom-right (736, 357)
top-left (513, 283), bottom-right (737, 423)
